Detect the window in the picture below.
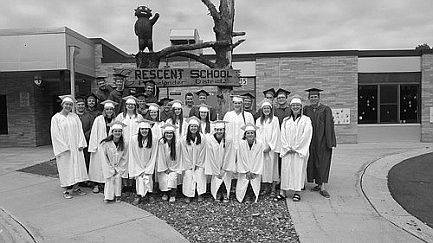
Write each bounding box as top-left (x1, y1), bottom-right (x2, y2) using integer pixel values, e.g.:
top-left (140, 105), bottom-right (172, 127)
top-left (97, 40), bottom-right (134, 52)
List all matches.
top-left (0, 95), bottom-right (7, 134)
top-left (358, 84), bottom-right (420, 124)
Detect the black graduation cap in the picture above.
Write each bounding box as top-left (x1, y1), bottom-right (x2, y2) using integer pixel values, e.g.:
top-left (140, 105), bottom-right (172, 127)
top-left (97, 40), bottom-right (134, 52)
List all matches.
top-left (241, 93), bottom-right (255, 99)
top-left (276, 88), bottom-right (291, 97)
top-left (305, 88), bottom-right (323, 95)
top-left (263, 88), bottom-right (276, 97)
top-left (158, 97), bottom-right (173, 106)
top-left (86, 93), bottom-right (98, 101)
top-left (75, 95), bottom-right (86, 103)
top-left (95, 76), bottom-right (107, 80)
top-left (196, 89), bottom-right (210, 97)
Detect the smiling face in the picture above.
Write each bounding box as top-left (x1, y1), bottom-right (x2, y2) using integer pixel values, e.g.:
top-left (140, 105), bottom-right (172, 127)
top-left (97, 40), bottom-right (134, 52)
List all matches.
top-left (189, 124), bottom-right (199, 134)
top-left (126, 103), bottom-right (136, 112)
top-left (139, 128), bottom-right (149, 137)
top-left (199, 111), bottom-right (208, 120)
top-left (277, 95), bottom-right (287, 106)
top-left (112, 129), bottom-right (122, 139)
top-left (290, 103), bottom-right (302, 114)
top-left (265, 93), bottom-right (275, 102)
top-left (243, 98), bottom-right (252, 109)
top-left (62, 101), bottom-right (73, 113)
top-left (214, 128), bottom-right (225, 139)
top-left (233, 101), bottom-right (243, 112)
top-left (164, 131), bottom-right (174, 141)
top-left (198, 95), bottom-right (207, 104)
top-left (97, 80), bottom-right (106, 90)
top-left (115, 79), bottom-right (124, 90)
top-left (185, 95), bottom-right (194, 106)
top-left (76, 102), bottom-right (86, 113)
top-left (87, 96), bottom-right (96, 108)
top-left (149, 110), bottom-right (158, 120)
top-left (309, 94), bottom-right (320, 106)
top-left (262, 106), bottom-right (272, 116)
top-left (245, 130), bottom-right (256, 143)
top-left (104, 107), bottom-right (114, 117)
top-left (174, 107), bottom-right (182, 116)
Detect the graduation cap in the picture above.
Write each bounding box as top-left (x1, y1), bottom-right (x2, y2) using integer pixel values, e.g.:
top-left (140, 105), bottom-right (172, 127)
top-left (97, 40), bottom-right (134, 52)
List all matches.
top-left (137, 119), bottom-right (155, 129)
top-left (161, 123), bottom-right (178, 132)
top-left (230, 95), bottom-right (244, 103)
top-left (241, 123), bottom-right (260, 132)
top-left (123, 95), bottom-right (138, 104)
top-left (158, 97), bottom-right (173, 106)
top-left (196, 89), bottom-right (210, 97)
top-left (109, 121), bottom-right (127, 130)
top-left (187, 116), bottom-right (200, 126)
top-left (101, 99), bottom-right (118, 109)
top-left (75, 95), bottom-right (86, 104)
top-left (212, 120), bottom-right (229, 129)
top-left (169, 99), bottom-right (183, 109)
top-left (276, 88), bottom-right (290, 97)
top-left (241, 93), bottom-right (255, 100)
top-left (198, 104), bottom-right (211, 113)
top-left (290, 95), bottom-right (303, 105)
top-left (147, 103), bottom-right (160, 111)
top-left (58, 94), bottom-right (76, 104)
top-left (86, 93), bottom-right (98, 101)
top-left (259, 98), bottom-right (273, 108)
top-left (145, 80), bottom-right (156, 86)
top-left (305, 88), bottom-right (323, 96)
top-left (263, 88), bottom-right (276, 97)
top-left (95, 76), bottom-right (107, 80)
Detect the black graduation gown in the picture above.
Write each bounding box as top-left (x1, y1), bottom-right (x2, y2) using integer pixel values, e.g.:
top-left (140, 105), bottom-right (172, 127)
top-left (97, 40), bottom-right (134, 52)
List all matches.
top-left (274, 106), bottom-right (292, 126)
top-left (303, 104), bottom-right (336, 184)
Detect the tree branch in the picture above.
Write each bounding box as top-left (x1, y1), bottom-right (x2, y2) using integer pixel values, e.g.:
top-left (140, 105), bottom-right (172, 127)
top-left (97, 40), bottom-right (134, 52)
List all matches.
top-left (166, 52), bottom-right (216, 68)
top-left (201, 0), bottom-right (220, 21)
top-left (232, 31), bottom-right (246, 37)
top-left (158, 40), bottom-right (231, 57)
top-left (231, 39), bottom-right (245, 49)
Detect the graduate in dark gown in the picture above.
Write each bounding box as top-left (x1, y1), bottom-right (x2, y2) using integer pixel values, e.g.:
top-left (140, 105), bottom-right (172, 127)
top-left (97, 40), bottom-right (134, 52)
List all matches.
top-left (303, 88), bottom-right (336, 198)
top-left (159, 98), bottom-right (173, 122)
top-left (241, 93), bottom-right (256, 118)
top-left (76, 96), bottom-right (93, 173)
top-left (189, 90), bottom-right (217, 121)
top-left (254, 88), bottom-right (276, 120)
top-left (273, 88), bottom-right (292, 126)
top-left (94, 76), bottom-right (113, 108)
top-left (108, 73), bottom-right (131, 115)
top-left (85, 93), bottom-right (101, 121)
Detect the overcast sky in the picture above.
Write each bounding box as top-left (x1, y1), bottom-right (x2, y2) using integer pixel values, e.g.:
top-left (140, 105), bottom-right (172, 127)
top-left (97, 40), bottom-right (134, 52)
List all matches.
top-left (1, 0), bottom-right (432, 54)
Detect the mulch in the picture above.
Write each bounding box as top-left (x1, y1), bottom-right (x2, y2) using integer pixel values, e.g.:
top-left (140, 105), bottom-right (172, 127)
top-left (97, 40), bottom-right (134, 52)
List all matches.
top-left (388, 152), bottom-right (433, 228)
top-left (18, 160), bottom-right (299, 242)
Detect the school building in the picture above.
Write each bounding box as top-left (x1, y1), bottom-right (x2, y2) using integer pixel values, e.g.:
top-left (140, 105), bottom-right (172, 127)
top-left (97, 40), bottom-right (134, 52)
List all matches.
top-left (1, 26), bottom-right (432, 147)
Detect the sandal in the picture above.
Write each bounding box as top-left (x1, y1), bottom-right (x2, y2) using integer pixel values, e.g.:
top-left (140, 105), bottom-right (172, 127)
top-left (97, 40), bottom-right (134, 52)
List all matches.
top-left (73, 188), bottom-right (87, 196)
top-left (273, 194), bottom-right (285, 202)
top-left (292, 193), bottom-right (301, 202)
top-left (320, 190), bottom-right (330, 198)
top-left (63, 191), bottom-right (73, 199)
top-left (311, 185), bottom-right (321, 191)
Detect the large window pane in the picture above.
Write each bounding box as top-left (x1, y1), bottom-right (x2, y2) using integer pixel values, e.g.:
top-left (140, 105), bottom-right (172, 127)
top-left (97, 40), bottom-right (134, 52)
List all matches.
top-left (380, 105), bottom-right (398, 123)
top-left (380, 85), bottom-right (398, 104)
top-left (0, 95), bottom-right (7, 134)
top-left (358, 85), bottom-right (377, 124)
top-left (400, 85), bottom-right (419, 123)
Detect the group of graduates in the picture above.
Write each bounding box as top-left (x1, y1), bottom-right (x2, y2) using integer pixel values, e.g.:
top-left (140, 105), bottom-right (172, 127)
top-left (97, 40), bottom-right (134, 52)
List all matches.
top-left (50, 75), bottom-right (336, 204)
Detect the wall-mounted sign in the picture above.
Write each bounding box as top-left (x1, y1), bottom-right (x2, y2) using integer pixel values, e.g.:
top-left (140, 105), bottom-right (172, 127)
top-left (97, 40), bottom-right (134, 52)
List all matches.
top-left (332, 108), bottom-right (351, 125)
top-left (116, 68), bottom-right (240, 88)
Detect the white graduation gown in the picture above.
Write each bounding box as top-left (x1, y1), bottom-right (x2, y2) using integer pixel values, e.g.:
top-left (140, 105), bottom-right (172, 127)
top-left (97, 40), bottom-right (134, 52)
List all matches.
top-left (236, 139), bottom-right (265, 203)
top-left (204, 135), bottom-right (236, 199)
top-left (129, 135), bottom-right (158, 197)
top-left (181, 134), bottom-right (207, 197)
top-left (151, 121), bottom-right (164, 141)
top-left (223, 111), bottom-right (254, 149)
top-left (88, 115), bottom-right (110, 183)
top-left (256, 116), bottom-right (281, 183)
top-left (166, 118), bottom-right (188, 139)
top-left (102, 141), bottom-right (128, 200)
top-left (280, 115), bottom-right (313, 191)
top-left (115, 113), bottom-right (143, 178)
top-left (156, 139), bottom-right (182, 191)
top-left (50, 112), bottom-right (89, 187)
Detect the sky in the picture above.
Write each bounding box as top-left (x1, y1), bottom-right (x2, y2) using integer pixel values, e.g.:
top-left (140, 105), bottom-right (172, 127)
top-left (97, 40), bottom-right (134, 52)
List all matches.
top-left (1, 0), bottom-right (432, 55)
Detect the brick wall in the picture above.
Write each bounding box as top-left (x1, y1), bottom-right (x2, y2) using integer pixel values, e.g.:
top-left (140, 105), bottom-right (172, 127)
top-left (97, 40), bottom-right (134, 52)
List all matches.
top-left (256, 56), bottom-right (358, 143)
top-left (421, 53), bottom-right (433, 142)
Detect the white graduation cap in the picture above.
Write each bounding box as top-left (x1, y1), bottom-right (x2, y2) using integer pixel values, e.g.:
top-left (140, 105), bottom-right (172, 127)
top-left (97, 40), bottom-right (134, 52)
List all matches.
top-left (169, 99), bottom-right (183, 109)
top-left (241, 122), bottom-right (259, 132)
top-left (198, 104), bottom-right (211, 113)
top-left (136, 119), bottom-right (154, 129)
top-left (290, 95), bottom-right (303, 105)
top-left (147, 103), bottom-right (160, 111)
top-left (122, 95), bottom-right (138, 105)
top-left (259, 98), bottom-right (273, 108)
top-left (101, 99), bottom-right (118, 109)
top-left (58, 94), bottom-right (76, 104)
top-left (187, 116), bottom-right (200, 126)
top-left (230, 95), bottom-right (243, 103)
top-left (212, 120), bottom-right (229, 129)
top-left (109, 121), bottom-right (127, 131)
top-left (161, 123), bottom-right (178, 132)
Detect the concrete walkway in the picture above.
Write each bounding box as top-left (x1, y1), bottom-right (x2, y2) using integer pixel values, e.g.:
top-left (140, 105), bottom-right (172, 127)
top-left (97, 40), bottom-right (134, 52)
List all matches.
top-left (287, 142), bottom-right (433, 243)
top-left (0, 146), bottom-right (189, 243)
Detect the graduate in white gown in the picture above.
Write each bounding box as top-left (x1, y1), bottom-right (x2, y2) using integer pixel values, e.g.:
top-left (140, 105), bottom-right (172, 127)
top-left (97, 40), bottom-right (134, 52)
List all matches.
top-left (101, 121), bottom-right (128, 202)
top-left (204, 120), bottom-right (236, 202)
top-left (197, 104), bottom-right (213, 135)
top-left (129, 119), bottom-right (158, 205)
top-left (156, 124), bottom-right (182, 203)
top-left (280, 96), bottom-right (313, 202)
top-left (115, 95), bottom-right (143, 191)
top-left (181, 117), bottom-right (207, 203)
top-left (236, 123), bottom-right (265, 203)
top-left (223, 95), bottom-right (255, 150)
top-left (50, 95), bottom-right (89, 199)
top-left (255, 99), bottom-right (281, 198)
top-left (144, 103), bottom-right (164, 140)
top-left (88, 99), bottom-right (118, 193)
top-left (165, 100), bottom-right (188, 139)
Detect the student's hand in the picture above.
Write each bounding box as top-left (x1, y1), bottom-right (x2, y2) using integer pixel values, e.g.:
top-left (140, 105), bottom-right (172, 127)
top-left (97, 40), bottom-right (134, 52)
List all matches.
top-left (217, 174), bottom-right (223, 179)
top-left (250, 173), bottom-right (257, 179)
top-left (78, 147), bottom-right (84, 151)
top-left (264, 146), bottom-right (271, 153)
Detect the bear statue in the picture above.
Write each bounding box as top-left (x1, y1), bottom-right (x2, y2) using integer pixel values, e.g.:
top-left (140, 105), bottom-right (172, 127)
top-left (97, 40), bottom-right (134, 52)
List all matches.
top-left (134, 6), bottom-right (159, 52)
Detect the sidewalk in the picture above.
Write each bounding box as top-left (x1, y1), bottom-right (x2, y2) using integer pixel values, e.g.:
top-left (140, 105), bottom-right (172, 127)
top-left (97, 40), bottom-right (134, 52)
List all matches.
top-left (287, 142), bottom-right (432, 243)
top-left (0, 146), bottom-right (189, 243)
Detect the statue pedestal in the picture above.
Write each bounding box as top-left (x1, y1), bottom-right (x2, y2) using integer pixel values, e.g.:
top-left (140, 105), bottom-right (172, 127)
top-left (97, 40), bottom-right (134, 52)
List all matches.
top-left (135, 52), bottom-right (160, 68)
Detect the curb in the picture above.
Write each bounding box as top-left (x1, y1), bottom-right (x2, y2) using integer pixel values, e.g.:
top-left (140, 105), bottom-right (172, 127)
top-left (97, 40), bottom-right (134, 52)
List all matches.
top-left (360, 147), bottom-right (433, 243)
top-left (0, 208), bottom-right (36, 243)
